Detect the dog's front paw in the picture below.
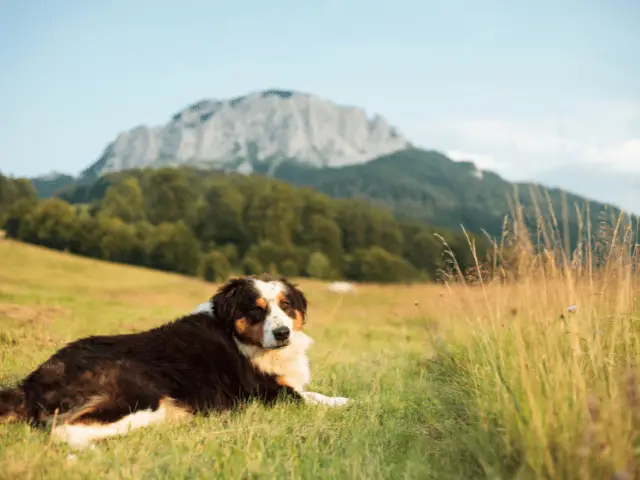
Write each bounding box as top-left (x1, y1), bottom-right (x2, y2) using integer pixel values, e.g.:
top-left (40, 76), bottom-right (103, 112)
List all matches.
top-left (327, 396), bottom-right (350, 407)
top-left (301, 391), bottom-right (351, 407)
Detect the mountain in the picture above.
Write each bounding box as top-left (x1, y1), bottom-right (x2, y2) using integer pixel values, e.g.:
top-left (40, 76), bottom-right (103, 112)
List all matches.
top-left (81, 89), bottom-right (410, 180)
top-left (30, 172), bottom-right (77, 199)
top-left (271, 148), bottom-right (627, 237)
top-left (28, 89), bottom-right (635, 241)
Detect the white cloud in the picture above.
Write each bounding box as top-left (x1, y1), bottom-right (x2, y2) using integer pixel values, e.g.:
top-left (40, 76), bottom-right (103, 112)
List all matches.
top-left (445, 150), bottom-right (500, 171)
top-left (584, 139), bottom-right (640, 172)
top-left (410, 101), bottom-right (639, 175)
top-left (450, 119), bottom-right (572, 156)
top-left (407, 103), bottom-right (640, 213)
top-left (427, 108), bottom-right (640, 177)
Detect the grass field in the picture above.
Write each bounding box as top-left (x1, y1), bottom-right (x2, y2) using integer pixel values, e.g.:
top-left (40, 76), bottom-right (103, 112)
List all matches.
top-left (0, 218), bottom-right (639, 479)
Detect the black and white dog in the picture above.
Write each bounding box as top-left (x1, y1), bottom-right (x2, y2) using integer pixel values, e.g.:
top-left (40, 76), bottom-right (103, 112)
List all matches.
top-left (0, 274), bottom-right (350, 449)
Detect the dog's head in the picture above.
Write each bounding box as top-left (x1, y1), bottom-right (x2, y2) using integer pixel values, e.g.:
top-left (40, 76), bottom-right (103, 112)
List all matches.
top-left (211, 274), bottom-right (308, 350)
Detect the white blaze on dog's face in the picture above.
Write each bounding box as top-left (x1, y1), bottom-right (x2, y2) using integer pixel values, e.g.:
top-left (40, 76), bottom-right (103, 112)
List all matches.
top-left (252, 279), bottom-right (297, 348)
top-left (212, 275), bottom-right (307, 350)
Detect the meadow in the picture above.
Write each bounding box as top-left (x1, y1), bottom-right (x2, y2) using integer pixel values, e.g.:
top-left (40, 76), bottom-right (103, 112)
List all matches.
top-left (0, 205), bottom-right (638, 479)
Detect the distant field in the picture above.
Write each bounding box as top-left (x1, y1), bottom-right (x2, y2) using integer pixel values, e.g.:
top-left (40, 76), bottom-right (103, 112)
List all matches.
top-left (0, 236), bottom-right (638, 479)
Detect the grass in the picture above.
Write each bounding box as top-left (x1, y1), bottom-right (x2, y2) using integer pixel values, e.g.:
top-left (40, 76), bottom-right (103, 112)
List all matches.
top-left (0, 239), bottom-right (443, 479)
top-left (0, 195), bottom-right (639, 479)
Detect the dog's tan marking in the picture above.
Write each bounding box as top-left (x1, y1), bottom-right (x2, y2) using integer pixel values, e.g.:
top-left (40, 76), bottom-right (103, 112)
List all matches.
top-left (234, 317), bottom-right (264, 345)
top-left (293, 310), bottom-right (304, 331)
top-left (276, 376), bottom-right (293, 388)
top-left (235, 317), bottom-right (249, 334)
top-left (158, 397), bottom-right (193, 421)
top-left (276, 292), bottom-right (290, 309)
top-left (61, 395), bottom-right (109, 425)
top-left (276, 291), bottom-right (302, 330)
top-left (256, 297), bottom-right (268, 310)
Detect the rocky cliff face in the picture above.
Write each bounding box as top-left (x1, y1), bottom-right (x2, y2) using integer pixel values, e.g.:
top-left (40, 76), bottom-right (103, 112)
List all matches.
top-left (82, 90), bottom-right (410, 179)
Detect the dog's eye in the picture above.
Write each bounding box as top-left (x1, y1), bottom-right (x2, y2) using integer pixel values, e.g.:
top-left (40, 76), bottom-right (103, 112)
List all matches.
top-left (247, 308), bottom-right (265, 321)
top-left (280, 301), bottom-right (291, 309)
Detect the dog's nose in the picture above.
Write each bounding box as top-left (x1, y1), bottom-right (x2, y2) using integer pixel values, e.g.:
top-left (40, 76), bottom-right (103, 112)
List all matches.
top-left (272, 326), bottom-right (290, 341)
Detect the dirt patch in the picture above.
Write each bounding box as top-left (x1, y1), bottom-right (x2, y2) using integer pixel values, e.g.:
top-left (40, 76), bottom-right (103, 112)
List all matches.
top-left (0, 303), bottom-right (69, 325)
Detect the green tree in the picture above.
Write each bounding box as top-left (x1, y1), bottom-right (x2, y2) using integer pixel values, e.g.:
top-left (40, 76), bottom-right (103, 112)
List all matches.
top-left (279, 259), bottom-right (299, 277)
top-left (200, 250), bottom-right (232, 282)
top-left (143, 168), bottom-right (199, 227)
top-left (335, 201), bottom-right (369, 253)
top-left (11, 178), bottom-right (38, 203)
top-left (219, 244), bottom-right (239, 266)
top-left (148, 221), bottom-right (202, 275)
top-left (98, 217), bottom-right (139, 263)
top-left (243, 182), bottom-right (299, 246)
top-left (346, 246), bottom-right (418, 283)
top-left (305, 251), bottom-right (336, 279)
top-left (403, 230), bottom-right (445, 278)
top-left (0, 173), bottom-right (14, 207)
top-left (301, 214), bottom-right (343, 264)
top-left (18, 198), bottom-right (79, 251)
top-left (0, 175), bottom-right (37, 223)
top-left (69, 212), bottom-right (104, 259)
top-left (100, 178), bottom-right (146, 223)
top-left (197, 181), bottom-right (247, 249)
top-left (442, 231), bottom-right (492, 277)
top-left (242, 256), bottom-right (264, 275)
top-left (2, 199), bottom-right (37, 239)
top-left (365, 210), bottom-right (404, 255)
top-left (130, 221), bottom-right (157, 267)
top-left (244, 240), bottom-right (307, 276)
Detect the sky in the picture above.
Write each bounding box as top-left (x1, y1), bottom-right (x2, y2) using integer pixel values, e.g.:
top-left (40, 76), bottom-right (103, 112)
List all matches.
top-left (0, 0), bottom-right (638, 212)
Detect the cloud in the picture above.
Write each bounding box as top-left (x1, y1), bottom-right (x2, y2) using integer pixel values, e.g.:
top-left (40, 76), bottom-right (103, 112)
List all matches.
top-left (445, 150), bottom-right (500, 171)
top-left (429, 110), bottom-right (640, 177)
top-left (584, 139), bottom-right (640, 172)
top-left (409, 103), bottom-right (640, 212)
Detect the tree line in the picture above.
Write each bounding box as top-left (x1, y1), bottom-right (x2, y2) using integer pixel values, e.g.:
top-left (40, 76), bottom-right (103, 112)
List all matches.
top-left (0, 168), bottom-right (494, 283)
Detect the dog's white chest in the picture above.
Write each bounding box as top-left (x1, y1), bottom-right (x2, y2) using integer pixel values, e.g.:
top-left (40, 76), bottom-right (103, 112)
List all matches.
top-left (235, 332), bottom-right (313, 392)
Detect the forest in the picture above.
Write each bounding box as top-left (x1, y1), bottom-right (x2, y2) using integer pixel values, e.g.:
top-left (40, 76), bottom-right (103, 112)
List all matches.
top-left (0, 168), bottom-right (494, 283)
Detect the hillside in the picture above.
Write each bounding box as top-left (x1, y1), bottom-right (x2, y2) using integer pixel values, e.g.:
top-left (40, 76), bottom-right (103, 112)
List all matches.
top-left (272, 147), bottom-right (624, 237)
top-left (30, 173), bottom-right (76, 199)
top-left (47, 147), bottom-right (630, 246)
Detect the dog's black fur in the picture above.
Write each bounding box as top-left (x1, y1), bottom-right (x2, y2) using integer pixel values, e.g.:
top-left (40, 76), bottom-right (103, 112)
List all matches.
top-left (0, 274), bottom-right (308, 427)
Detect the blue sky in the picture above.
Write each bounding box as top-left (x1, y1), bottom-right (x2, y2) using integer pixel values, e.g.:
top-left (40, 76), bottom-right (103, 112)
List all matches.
top-left (0, 0), bottom-right (638, 211)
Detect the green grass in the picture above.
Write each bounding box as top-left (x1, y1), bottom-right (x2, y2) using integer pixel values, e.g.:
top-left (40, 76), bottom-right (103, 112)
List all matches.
top-left (0, 239), bottom-right (467, 479)
top-left (1, 215), bottom-right (639, 480)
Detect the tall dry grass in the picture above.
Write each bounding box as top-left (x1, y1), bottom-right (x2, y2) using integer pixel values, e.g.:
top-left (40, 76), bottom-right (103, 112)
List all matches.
top-left (431, 187), bottom-right (639, 478)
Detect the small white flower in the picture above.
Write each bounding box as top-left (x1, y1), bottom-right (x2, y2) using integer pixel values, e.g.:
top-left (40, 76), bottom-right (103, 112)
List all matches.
top-left (567, 305), bottom-right (578, 313)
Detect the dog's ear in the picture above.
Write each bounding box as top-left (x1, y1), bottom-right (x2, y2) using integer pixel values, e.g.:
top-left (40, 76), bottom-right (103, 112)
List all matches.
top-left (279, 277), bottom-right (308, 322)
top-left (211, 278), bottom-right (250, 326)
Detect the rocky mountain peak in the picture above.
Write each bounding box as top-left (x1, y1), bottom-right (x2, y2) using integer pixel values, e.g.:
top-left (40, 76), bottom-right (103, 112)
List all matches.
top-left (82, 89), bottom-right (410, 179)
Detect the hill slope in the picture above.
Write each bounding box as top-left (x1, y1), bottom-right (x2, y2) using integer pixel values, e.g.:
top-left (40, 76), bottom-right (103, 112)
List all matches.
top-left (271, 147), bottom-right (625, 237)
top-left (30, 173), bottom-right (76, 199)
top-left (42, 147), bottom-right (630, 246)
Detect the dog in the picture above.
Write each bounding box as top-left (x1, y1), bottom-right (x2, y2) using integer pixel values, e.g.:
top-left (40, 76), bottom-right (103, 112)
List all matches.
top-left (0, 274), bottom-right (350, 449)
